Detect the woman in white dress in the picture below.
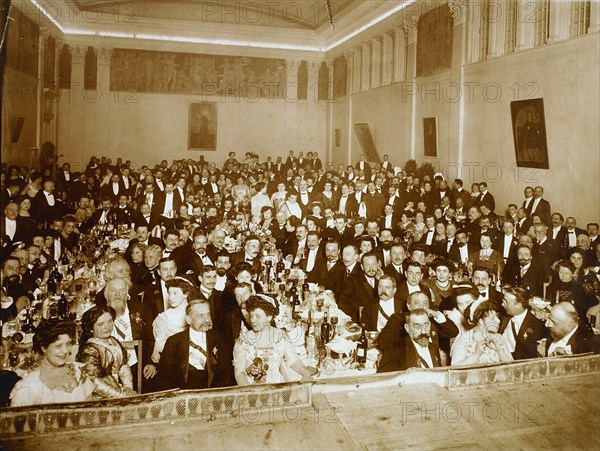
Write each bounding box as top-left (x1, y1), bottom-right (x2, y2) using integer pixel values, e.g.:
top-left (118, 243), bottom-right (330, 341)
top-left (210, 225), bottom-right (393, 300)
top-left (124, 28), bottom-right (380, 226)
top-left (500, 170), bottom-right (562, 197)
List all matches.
top-left (11, 320), bottom-right (94, 406)
top-left (233, 295), bottom-right (315, 385)
top-left (270, 182), bottom-right (288, 205)
top-left (450, 302), bottom-right (513, 366)
top-left (151, 278), bottom-right (195, 364)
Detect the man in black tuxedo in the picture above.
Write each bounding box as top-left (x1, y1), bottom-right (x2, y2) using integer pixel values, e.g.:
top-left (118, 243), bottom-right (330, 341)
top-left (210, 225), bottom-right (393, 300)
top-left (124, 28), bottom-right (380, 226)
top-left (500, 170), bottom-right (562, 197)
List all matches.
top-left (56, 162), bottom-right (74, 202)
top-left (337, 248), bottom-right (374, 323)
top-left (156, 300), bottom-right (233, 391)
top-left (494, 219), bottom-right (518, 266)
top-left (105, 277), bottom-right (156, 392)
top-left (173, 229), bottom-right (212, 277)
top-left (499, 286), bottom-right (547, 360)
top-left (300, 231), bottom-right (325, 279)
top-left (206, 228), bottom-right (229, 263)
top-left (89, 197), bottom-right (115, 227)
top-left (152, 181), bottom-right (182, 225)
top-left (503, 245), bottom-right (547, 298)
top-left (564, 217), bottom-right (586, 250)
top-left (31, 180), bottom-right (64, 228)
top-left (101, 173), bottom-right (125, 202)
top-left (378, 309), bottom-right (442, 372)
top-left (336, 183), bottom-right (359, 218)
top-left (2, 202), bottom-right (30, 248)
top-left (539, 302), bottom-right (600, 357)
top-left (448, 229), bottom-right (473, 266)
top-left (118, 165), bottom-right (136, 199)
top-left (196, 265), bottom-right (224, 332)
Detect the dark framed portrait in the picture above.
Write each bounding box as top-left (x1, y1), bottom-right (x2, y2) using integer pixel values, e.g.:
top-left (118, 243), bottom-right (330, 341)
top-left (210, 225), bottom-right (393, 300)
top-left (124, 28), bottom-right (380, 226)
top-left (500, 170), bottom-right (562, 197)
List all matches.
top-left (423, 117), bottom-right (438, 157)
top-left (188, 102), bottom-right (217, 151)
top-left (510, 98), bottom-right (549, 169)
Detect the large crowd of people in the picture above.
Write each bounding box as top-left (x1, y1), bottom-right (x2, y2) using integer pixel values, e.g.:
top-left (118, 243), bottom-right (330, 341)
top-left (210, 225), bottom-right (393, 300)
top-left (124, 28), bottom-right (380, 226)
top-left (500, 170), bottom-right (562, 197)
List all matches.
top-left (1, 150), bottom-right (599, 407)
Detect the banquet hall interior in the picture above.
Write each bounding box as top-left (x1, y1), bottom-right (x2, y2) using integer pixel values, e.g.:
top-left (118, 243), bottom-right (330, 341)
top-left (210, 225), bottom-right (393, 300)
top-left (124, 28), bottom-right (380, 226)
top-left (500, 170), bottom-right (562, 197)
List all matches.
top-left (1, 0), bottom-right (600, 449)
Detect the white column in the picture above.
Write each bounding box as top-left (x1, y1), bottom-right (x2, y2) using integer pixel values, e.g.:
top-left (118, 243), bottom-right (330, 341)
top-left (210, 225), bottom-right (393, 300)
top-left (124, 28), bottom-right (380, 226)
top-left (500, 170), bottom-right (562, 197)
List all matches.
top-left (548, 0), bottom-right (571, 42)
top-left (326, 59), bottom-right (334, 163)
top-left (516, 0), bottom-right (536, 51)
top-left (449, 0), bottom-right (468, 173)
top-left (285, 59), bottom-right (301, 152)
top-left (381, 32), bottom-right (393, 86)
top-left (590, 0), bottom-right (600, 33)
top-left (344, 50), bottom-right (354, 164)
top-left (361, 42), bottom-right (371, 91)
top-left (70, 46), bottom-right (85, 165)
top-left (370, 37), bottom-right (382, 89)
top-left (488, 0), bottom-right (507, 58)
top-left (36, 27), bottom-right (48, 150)
top-left (467, 0), bottom-right (482, 63)
top-left (306, 61), bottom-right (321, 152)
top-left (352, 47), bottom-right (361, 94)
top-left (392, 26), bottom-right (407, 82)
top-left (403, 16), bottom-right (418, 159)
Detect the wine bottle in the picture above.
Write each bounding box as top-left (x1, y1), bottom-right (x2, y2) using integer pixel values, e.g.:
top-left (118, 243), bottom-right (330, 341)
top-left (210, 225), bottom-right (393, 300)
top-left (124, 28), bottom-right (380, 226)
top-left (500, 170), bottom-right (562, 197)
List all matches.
top-left (305, 310), bottom-right (313, 346)
top-left (321, 307), bottom-right (331, 345)
top-left (21, 307), bottom-right (36, 333)
top-left (356, 324), bottom-right (368, 364)
top-left (58, 291), bottom-right (69, 320)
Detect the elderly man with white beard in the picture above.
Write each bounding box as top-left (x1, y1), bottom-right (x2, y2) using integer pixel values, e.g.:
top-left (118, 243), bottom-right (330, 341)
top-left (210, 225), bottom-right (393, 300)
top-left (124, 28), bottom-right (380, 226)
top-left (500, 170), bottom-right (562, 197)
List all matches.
top-left (104, 277), bottom-right (155, 392)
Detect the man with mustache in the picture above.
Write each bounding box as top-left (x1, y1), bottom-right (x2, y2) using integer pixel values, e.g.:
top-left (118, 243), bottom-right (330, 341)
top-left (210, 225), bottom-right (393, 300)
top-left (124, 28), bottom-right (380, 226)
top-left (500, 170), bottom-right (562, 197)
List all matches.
top-left (156, 300), bottom-right (233, 390)
top-left (377, 308), bottom-right (442, 371)
top-left (503, 245), bottom-right (547, 297)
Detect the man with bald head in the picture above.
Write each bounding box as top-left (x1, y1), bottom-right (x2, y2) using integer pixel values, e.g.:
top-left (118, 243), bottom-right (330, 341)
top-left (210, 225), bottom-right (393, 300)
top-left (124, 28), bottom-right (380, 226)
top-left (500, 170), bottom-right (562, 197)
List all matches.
top-left (105, 277), bottom-right (156, 392)
top-left (539, 302), bottom-right (599, 357)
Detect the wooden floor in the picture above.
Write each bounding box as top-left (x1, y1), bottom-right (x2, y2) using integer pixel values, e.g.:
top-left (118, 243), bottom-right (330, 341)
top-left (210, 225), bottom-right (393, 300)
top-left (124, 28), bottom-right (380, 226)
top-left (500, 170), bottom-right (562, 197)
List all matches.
top-left (3, 373), bottom-right (599, 450)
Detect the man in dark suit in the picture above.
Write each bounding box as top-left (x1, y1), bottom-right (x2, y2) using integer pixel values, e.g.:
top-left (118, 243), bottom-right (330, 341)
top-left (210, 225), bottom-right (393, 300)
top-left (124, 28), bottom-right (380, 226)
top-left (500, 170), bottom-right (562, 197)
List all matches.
top-left (118, 165), bottom-right (136, 199)
top-left (378, 309), bottom-right (442, 372)
top-left (105, 277), bottom-right (156, 392)
top-left (355, 154), bottom-right (371, 181)
top-left (532, 223), bottom-right (561, 273)
top-left (335, 183), bottom-right (359, 218)
top-left (477, 182), bottom-right (495, 213)
top-left (89, 197), bottom-right (115, 227)
top-left (2, 202), bottom-right (30, 247)
top-left (156, 300), bottom-right (233, 391)
top-left (384, 243), bottom-right (406, 287)
top-left (494, 219), bottom-right (519, 267)
top-left (564, 217), bottom-right (586, 250)
top-left (338, 252), bottom-right (379, 323)
top-left (362, 275), bottom-right (404, 331)
top-left (539, 302), bottom-right (600, 357)
top-left (31, 180), bottom-right (64, 228)
top-left (152, 181), bottom-right (182, 224)
top-left (141, 257), bottom-right (177, 320)
top-left (56, 163), bottom-right (74, 202)
top-left (324, 213), bottom-right (355, 248)
top-left (529, 186), bottom-right (551, 227)
top-left (547, 213), bottom-right (568, 257)
top-left (364, 182), bottom-right (385, 220)
top-left (450, 179), bottom-right (470, 209)
top-left (1, 180), bottom-right (21, 208)
top-left (499, 286), bottom-right (547, 360)
top-left (197, 265), bottom-right (224, 332)
top-left (101, 173), bottom-right (125, 202)
top-left (503, 245), bottom-right (547, 298)
top-left (230, 235), bottom-right (262, 275)
top-left (394, 259), bottom-right (432, 311)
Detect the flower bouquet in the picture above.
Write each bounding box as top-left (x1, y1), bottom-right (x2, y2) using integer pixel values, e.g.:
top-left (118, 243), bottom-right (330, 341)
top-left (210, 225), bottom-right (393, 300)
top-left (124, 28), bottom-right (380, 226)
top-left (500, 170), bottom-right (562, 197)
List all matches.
top-left (246, 357), bottom-right (269, 383)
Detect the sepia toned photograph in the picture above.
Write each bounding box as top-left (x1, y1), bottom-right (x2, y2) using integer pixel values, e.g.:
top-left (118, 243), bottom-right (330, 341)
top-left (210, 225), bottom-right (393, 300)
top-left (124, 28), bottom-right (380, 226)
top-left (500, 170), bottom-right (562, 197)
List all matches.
top-left (1, 1), bottom-right (599, 450)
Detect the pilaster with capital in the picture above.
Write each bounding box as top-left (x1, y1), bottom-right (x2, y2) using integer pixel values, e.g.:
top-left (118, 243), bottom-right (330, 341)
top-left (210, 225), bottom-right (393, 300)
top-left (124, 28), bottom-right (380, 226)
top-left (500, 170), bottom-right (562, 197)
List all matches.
top-left (361, 42), bottom-right (371, 91)
top-left (352, 47), bottom-right (362, 94)
top-left (392, 26), bottom-right (407, 83)
top-left (370, 37), bottom-right (382, 89)
top-left (381, 32), bottom-right (393, 86)
top-left (285, 59), bottom-right (301, 100)
top-left (448, 0), bottom-right (467, 26)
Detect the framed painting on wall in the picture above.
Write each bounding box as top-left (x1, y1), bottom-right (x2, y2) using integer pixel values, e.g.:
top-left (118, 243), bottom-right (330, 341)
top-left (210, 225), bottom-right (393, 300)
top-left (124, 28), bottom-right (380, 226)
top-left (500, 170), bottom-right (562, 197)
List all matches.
top-left (510, 98), bottom-right (549, 169)
top-left (188, 102), bottom-right (217, 151)
top-left (423, 117), bottom-right (438, 157)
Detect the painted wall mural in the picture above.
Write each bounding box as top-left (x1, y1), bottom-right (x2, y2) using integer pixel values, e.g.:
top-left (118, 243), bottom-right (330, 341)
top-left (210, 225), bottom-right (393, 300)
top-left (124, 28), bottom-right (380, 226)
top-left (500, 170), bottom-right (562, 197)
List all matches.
top-left (110, 49), bottom-right (288, 98)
